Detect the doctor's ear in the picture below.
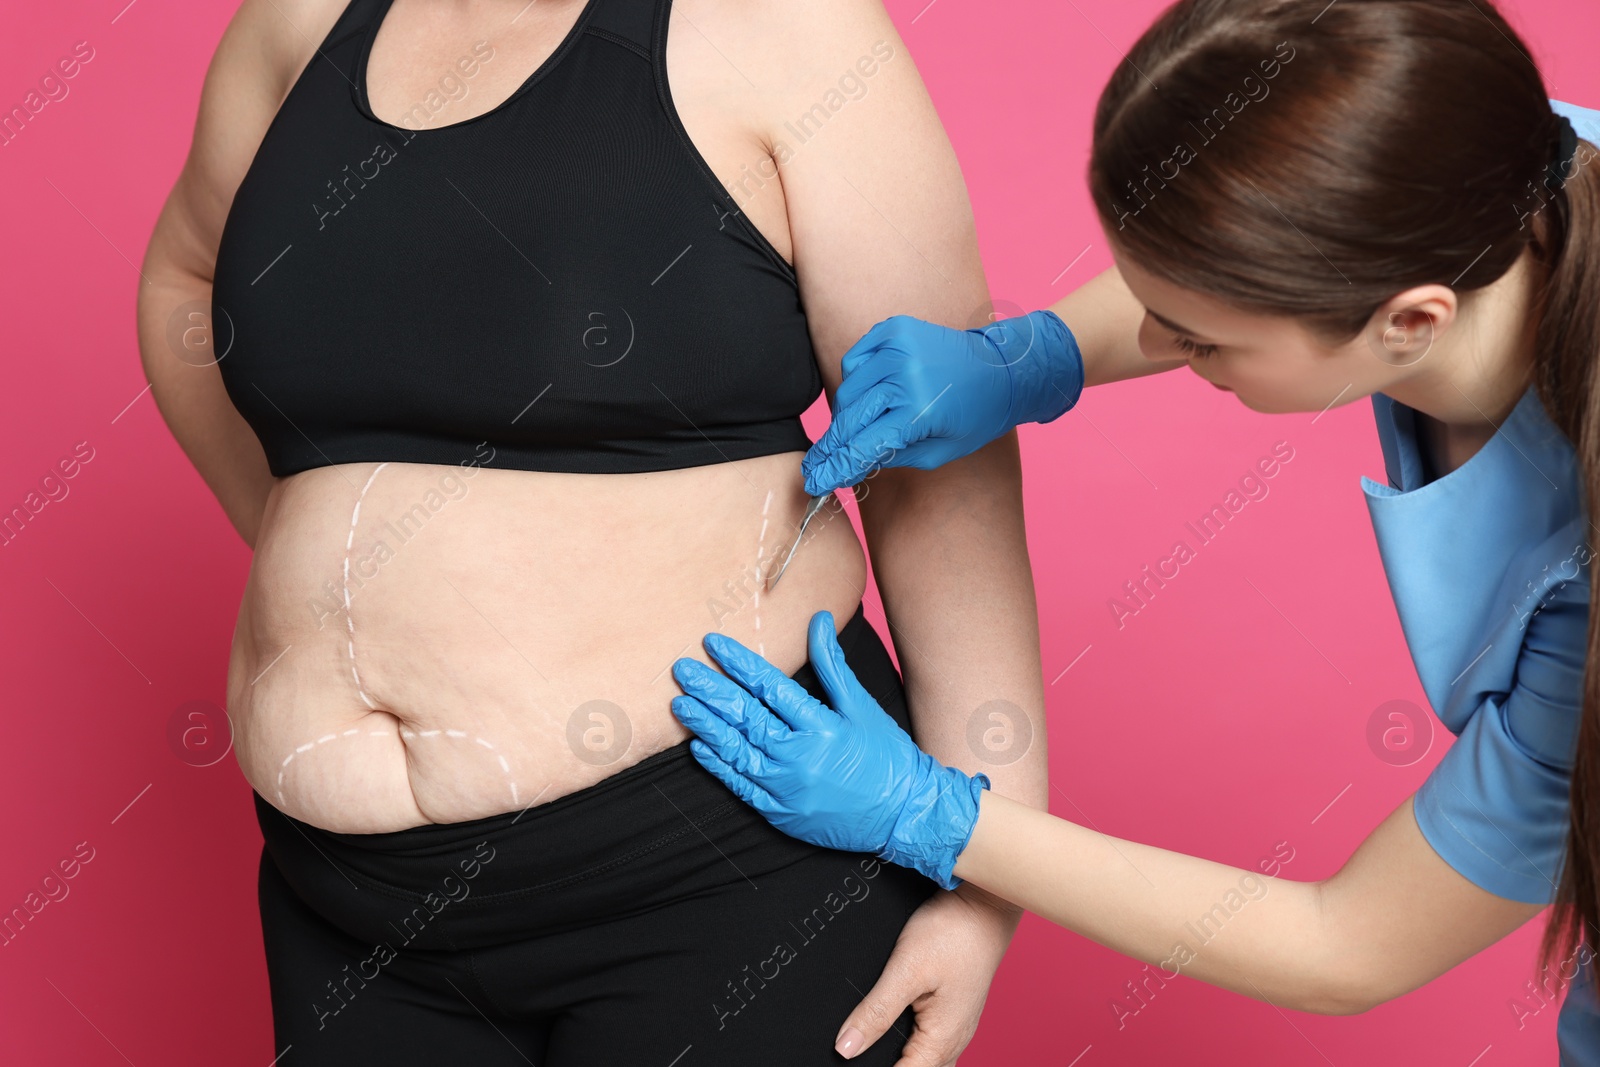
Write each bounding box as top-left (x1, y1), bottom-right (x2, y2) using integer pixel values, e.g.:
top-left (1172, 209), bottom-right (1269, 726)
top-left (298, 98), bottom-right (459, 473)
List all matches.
top-left (1363, 285), bottom-right (1458, 369)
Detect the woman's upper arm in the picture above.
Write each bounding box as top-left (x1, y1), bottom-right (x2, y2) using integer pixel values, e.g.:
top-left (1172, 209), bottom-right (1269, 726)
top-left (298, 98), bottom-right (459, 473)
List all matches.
top-left (138, 0), bottom-right (344, 545)
top-left (743, 0), bottom-right (990, 387)
top-left (150, 0), bottom-right (340, 281)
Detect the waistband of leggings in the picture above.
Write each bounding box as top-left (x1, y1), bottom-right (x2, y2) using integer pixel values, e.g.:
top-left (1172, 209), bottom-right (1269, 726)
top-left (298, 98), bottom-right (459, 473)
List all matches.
top-left (258, 600), bottom-right (878, 858)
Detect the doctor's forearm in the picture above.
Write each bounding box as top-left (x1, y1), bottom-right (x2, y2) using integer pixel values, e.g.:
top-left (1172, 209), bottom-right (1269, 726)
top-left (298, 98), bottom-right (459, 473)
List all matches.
top-left (954, 790), bottom-right (1367, 1014)
top-left (954, 791), bottom-right (1545, 1014)
top-left (1048, 267), bottom-right (1182, 387)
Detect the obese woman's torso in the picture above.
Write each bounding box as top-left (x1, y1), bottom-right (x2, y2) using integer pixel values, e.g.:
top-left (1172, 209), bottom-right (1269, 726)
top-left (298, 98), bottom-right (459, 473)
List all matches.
top-left (223, 0), bottom-right (865, 833)
top-left (230, 457), bottom-right (865, 833)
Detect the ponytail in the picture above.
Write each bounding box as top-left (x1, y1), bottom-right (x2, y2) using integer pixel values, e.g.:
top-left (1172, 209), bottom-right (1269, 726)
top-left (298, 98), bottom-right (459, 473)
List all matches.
top-left (1535, 133), bottom-right (1600, 972)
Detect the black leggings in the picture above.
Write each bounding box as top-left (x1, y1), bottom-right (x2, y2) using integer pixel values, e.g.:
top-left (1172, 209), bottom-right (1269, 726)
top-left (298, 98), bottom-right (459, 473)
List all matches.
top-left (255, 604), bottom-right (938, 1065)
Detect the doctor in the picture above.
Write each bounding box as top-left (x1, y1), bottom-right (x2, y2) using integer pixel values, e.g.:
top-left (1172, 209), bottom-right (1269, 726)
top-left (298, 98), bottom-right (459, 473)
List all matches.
top-left (669, 0), bottom-right (1600, 1061)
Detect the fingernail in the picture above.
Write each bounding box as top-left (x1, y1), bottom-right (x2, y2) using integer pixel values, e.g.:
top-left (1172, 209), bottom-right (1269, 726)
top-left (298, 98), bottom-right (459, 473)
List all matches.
top-left (836, 1028), bottom-right (863, 1058)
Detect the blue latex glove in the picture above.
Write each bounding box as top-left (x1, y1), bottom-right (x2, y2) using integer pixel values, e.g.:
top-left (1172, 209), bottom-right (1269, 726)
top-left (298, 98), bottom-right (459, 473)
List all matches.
top-left (670, 610), bottom-right (989, 891)
top-left (802, 309), bottom-right (1084, 497)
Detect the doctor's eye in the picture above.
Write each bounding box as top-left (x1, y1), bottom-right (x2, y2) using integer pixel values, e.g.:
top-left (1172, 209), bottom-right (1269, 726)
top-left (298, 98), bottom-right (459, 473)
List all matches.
top-left (1172, 334), bottom-right (1219, 359)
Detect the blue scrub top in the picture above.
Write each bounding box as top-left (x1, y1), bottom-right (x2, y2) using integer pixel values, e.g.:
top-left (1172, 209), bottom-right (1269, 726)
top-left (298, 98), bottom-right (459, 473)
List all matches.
top-left (1361, 98), bottom-right (1600, 1065)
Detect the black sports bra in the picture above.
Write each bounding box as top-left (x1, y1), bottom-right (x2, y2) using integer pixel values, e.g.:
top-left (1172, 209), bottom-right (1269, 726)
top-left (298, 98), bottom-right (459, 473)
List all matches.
top-left (212, 0), bottom-right (820, 478)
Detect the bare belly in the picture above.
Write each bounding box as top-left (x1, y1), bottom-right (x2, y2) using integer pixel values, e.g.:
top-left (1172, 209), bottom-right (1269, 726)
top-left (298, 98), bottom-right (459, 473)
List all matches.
top-left (228, 452), bottom-right (866, 833)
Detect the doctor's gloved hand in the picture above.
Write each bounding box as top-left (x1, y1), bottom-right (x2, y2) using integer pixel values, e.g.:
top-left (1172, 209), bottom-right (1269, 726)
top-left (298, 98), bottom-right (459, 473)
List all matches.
top-left (801, 310), bottom-right (1084, 497)
top-left (669, 610), bottom-right (989, 890)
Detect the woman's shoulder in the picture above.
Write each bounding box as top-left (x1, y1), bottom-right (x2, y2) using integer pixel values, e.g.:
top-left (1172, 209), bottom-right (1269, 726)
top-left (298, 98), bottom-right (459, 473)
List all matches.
top-left (211, 0), bottom-right (350, 99)
top-left (674, 0), bottom-right (904, 93)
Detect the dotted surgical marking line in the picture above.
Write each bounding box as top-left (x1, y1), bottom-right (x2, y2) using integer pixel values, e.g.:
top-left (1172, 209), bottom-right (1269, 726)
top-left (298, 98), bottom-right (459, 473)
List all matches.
top-left (276, 726), bottom-right (520, 809)
top-left (344, 463), bottom-right (389, 710)
top-left (756, 490), bottom-right (772, 656)
top-left (279, 461), bottom-right (520, 815)
top-left (400, 729), bottom-right (520, 807)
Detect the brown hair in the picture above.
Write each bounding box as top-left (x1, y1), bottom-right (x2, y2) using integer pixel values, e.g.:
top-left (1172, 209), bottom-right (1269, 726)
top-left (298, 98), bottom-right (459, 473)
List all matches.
top-left (1088, 0), bottom-right (1600, 973)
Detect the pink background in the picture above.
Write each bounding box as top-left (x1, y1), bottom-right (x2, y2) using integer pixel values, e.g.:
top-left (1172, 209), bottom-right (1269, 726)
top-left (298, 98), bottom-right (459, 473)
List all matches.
top-left (2, 0), bottom-right (1597, 1063)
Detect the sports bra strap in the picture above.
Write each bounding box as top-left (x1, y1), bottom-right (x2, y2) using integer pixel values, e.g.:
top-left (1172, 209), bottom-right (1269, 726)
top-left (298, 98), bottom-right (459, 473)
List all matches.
top-left (584, 0), bottom-right (657, 59)
top-left (211, 0), bottom-right (819, 479)
top-left (324, 0), bottom-right (386, 55)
